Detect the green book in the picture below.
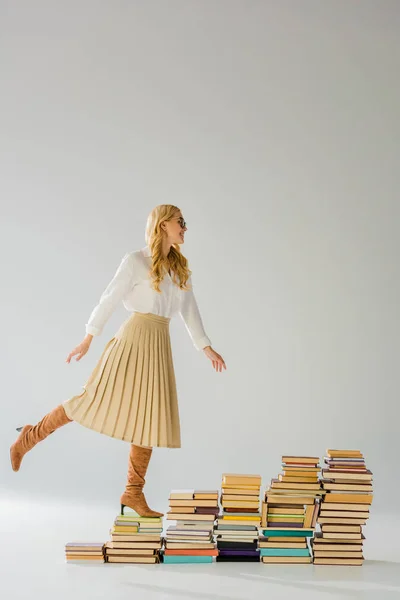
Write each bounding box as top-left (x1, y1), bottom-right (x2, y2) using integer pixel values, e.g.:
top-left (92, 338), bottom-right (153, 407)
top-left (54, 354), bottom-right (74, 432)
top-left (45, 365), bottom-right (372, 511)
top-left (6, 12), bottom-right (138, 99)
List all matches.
top-left (262, 529), bottom-right (313, 538)
top-left (117, 513), bottom-right (162, 523)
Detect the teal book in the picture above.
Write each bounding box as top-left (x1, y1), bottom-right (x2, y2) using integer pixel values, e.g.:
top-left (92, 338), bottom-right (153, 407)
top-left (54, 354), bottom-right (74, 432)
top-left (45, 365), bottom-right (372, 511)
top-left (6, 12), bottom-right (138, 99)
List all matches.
top-left (163, 556), bottom-right (213, 564)
top-left (260, 548), bottom-right (311, 557)
top-left (262, 529), bottom-right (313, 538)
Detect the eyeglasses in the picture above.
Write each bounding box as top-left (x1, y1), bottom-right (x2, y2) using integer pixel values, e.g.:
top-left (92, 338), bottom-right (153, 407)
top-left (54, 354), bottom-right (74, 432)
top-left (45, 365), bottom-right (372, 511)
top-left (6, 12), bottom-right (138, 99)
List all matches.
top-left (171, 217), bottom-right (187, 229)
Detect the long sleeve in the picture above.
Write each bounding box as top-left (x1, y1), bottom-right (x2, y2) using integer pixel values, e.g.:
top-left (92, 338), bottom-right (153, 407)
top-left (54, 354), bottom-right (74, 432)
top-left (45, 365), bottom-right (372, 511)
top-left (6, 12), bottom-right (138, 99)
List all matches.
top-left (85, 252), bottom-right (135, 336)
top-left (179, 275), bottom-right (212, 351)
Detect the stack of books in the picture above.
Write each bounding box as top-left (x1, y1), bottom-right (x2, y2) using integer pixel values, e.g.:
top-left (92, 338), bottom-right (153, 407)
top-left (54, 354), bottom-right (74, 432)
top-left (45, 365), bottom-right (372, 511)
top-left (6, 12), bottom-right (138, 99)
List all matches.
top-left (162, 489), bottom-right (219, 564)
top-left (215, 473), bottom-right (262, 562)
top-left (312, 449), bottom-right (373, 566)
top-left (260, 456), bottom-right (322, 564)
top-left (104, 510), bottom-right (163, 564)
top-left (65, 542), bottom-right (105, 563)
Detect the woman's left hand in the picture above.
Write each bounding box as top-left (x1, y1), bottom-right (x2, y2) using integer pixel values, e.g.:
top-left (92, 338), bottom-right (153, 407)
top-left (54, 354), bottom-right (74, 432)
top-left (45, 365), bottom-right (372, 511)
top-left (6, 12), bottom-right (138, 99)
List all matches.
top-left (203, 346), bottom-right (226, 372)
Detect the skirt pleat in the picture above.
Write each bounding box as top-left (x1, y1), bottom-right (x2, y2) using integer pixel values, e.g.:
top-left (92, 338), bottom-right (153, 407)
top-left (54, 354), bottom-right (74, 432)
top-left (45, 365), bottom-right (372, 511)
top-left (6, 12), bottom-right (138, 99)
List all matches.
top-left (63, 312), bottom-right (181, 448)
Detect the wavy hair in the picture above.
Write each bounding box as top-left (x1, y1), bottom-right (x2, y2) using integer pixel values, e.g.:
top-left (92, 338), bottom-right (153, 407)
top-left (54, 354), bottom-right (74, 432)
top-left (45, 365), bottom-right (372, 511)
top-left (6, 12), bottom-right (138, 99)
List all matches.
top-left (145, 204), bottom-right (192, 293)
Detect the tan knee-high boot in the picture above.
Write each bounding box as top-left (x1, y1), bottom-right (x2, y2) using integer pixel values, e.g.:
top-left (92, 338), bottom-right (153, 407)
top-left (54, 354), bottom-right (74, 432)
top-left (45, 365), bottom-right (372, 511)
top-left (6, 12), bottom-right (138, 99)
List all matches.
top-left (10, 404), bottom-right (72, 472)
top-left (120, 444), bottom-right (164, 518)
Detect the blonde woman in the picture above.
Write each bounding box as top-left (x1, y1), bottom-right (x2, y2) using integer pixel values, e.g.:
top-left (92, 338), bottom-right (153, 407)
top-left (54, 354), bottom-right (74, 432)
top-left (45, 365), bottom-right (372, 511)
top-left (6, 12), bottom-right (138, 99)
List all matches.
top-left (10, 205), bottom-right (226, 517)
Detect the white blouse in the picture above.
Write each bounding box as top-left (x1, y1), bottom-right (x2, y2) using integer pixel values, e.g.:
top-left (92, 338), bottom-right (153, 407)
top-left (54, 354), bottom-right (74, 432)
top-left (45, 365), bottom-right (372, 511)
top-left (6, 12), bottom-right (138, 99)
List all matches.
top-left (85, 246), bottom-right (212, 351)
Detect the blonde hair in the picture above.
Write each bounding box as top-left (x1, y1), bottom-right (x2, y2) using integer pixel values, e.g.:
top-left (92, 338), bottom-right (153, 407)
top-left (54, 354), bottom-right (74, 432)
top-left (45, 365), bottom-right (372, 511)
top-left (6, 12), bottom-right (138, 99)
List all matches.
top-left (145, 204), bottom-right (192, 293)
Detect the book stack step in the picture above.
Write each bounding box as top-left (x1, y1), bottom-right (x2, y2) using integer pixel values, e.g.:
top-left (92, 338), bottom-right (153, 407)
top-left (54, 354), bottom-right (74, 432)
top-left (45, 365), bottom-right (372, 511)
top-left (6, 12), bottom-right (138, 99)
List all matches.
top-left (162, 489), bottom-right (219, 564)
top-left (104, 510), bottom-right (163, 564)
top-left (312, 449), bottom-right (373, 566)
top-left (260, 456), bottom-right (322, 564)
top-left (216, 473), bottom-right (262, 562)
top-left (65, 542), bottom-right (105, 563)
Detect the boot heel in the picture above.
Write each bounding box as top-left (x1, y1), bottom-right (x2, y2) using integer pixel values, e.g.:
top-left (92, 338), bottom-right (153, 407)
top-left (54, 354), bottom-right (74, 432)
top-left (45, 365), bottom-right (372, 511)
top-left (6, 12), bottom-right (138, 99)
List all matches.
top-left (121, 504), bottom-right (126, 515)
top-left (16, 427), bottom-right (23, 432)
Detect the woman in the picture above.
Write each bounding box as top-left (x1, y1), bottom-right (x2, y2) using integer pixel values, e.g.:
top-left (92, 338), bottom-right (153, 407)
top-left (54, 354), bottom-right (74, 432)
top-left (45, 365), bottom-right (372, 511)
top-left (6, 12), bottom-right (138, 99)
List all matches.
top-left (10, 204), bottom-right (226, 517)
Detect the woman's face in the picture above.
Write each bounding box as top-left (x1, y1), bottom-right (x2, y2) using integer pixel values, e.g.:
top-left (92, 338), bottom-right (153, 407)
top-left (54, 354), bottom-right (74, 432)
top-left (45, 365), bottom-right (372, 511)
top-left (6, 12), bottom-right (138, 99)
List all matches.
top-left (163, 211), bottom-right (187, 245)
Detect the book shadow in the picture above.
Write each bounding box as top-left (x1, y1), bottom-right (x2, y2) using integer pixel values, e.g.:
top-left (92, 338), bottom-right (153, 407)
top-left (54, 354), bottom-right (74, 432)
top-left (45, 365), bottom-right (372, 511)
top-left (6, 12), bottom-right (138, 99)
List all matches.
top-left (210, 559), bottom-right (400, 598)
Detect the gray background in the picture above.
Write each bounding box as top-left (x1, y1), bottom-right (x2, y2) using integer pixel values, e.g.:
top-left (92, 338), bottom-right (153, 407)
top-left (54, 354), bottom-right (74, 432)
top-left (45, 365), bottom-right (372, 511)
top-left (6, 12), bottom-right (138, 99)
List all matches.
top-left (1, 0), bottom-right (398, 514)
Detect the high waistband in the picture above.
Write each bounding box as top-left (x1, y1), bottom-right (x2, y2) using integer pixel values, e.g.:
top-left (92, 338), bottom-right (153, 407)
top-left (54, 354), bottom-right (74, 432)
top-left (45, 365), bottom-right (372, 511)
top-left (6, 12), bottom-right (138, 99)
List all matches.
top-left (132, 311), bottom-right (171, 325)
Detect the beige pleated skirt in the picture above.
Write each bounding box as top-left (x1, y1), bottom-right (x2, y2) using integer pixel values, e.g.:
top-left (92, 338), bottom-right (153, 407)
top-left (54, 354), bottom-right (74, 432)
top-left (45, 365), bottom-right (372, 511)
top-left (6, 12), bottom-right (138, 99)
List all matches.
top-left (63, 312), bottom-right (181, 448)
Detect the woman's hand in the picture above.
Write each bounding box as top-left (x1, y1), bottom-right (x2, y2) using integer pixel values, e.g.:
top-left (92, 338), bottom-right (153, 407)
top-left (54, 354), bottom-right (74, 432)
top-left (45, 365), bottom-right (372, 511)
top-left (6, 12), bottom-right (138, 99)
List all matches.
top-left (66, 335), bottom-right (93, 363)
top-left (203, 346), bottom-right (226, 372)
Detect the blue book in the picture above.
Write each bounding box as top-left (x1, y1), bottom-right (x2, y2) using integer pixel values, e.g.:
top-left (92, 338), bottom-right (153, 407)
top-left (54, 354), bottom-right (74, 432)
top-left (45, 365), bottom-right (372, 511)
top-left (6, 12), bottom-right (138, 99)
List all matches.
top-left (163, 555), bottom-right (213, 564)
top-left (260, 548), bottom-right (311, 557)
top-left (261, 529), bottom-right (313, 538)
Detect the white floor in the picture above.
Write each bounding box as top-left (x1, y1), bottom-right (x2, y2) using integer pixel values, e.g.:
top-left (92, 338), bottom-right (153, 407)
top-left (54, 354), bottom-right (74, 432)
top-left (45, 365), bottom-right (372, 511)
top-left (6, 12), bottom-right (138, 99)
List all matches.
top-left (0, 497), bottom-right (399, 600)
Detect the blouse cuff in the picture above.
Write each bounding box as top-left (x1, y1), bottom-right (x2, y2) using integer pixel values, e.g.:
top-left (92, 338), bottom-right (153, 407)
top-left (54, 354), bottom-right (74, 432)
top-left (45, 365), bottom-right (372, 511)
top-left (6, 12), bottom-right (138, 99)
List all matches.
top-left (86, 324), bottom-right (101, 336)
top-left (195, 335), bottom-right (212, 351)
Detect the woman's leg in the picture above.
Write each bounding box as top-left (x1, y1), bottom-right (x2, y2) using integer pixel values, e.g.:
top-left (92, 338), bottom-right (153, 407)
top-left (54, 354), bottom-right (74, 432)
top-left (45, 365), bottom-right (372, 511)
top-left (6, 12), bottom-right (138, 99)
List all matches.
top-left (10, 404), bottom-right (72, 472)
top-left (120, 444), bottom-right (164, 518)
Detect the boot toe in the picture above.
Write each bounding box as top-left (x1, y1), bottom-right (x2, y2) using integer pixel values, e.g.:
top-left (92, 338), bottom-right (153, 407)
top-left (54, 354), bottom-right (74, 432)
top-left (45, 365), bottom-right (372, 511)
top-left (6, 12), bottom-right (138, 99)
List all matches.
top-left (10, 425), bottom-right (32, 472)
top-left (10, 445), bottom-right (23, 472)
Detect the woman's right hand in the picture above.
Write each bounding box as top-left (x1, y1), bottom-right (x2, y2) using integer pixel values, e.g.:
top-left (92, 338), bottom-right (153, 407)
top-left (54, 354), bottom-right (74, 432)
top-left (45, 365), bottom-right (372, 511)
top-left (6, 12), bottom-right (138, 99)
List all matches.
top-left (66, 335), bottom-right (93, 363)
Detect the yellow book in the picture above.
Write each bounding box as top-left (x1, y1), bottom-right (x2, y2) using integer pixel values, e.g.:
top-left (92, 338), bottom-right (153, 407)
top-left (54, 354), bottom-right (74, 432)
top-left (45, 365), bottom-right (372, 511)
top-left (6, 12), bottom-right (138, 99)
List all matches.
top-left (222, 495), bottom-right (260, 502)
top-left (107, 556), bottom-right (158, 563)
top-left (221, 484), bottom-right (261, 490)
top-left (313, 551), bottom-right (363, 559)
top-left (261, 502), bottom-right (268, 528)
top-left (166, 513), bottom-right (216, 521)
top-left (279, 475), bottom-right (319, 482)
top-left (272, 482), bottom-right (321, 490)
top-left (266, 495), bottom-right (315, 505)
top-left (262, 556), bottom-right (312, 564)
top-left (282, 456), bottom-right (319, 464)
top-left (314, 557), bottom-right (363, 565)
top-left (169, 500), bottom-right (218, 507)
top-left (303, 505), bottom-right (315, 528)
top-left (111, 526), bottom-right (139, 533)
top-left (222, 473), bottom-right (262, 486)
top-left (217, 519), bottom-right (261, 526)
top-left (221, 487), bottom-right (260, 495)
top-left (268, 507), bottom-right (305, 515)
top-left (221, 501), bottom-right (260, 508)
top-left (326, 449), bottom-right (363, 458)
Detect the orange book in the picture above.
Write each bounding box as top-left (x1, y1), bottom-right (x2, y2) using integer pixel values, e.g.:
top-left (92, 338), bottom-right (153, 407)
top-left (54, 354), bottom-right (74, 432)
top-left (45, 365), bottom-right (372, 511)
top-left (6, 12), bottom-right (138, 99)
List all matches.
top-left (324, 494), bottom-right (373, 504)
